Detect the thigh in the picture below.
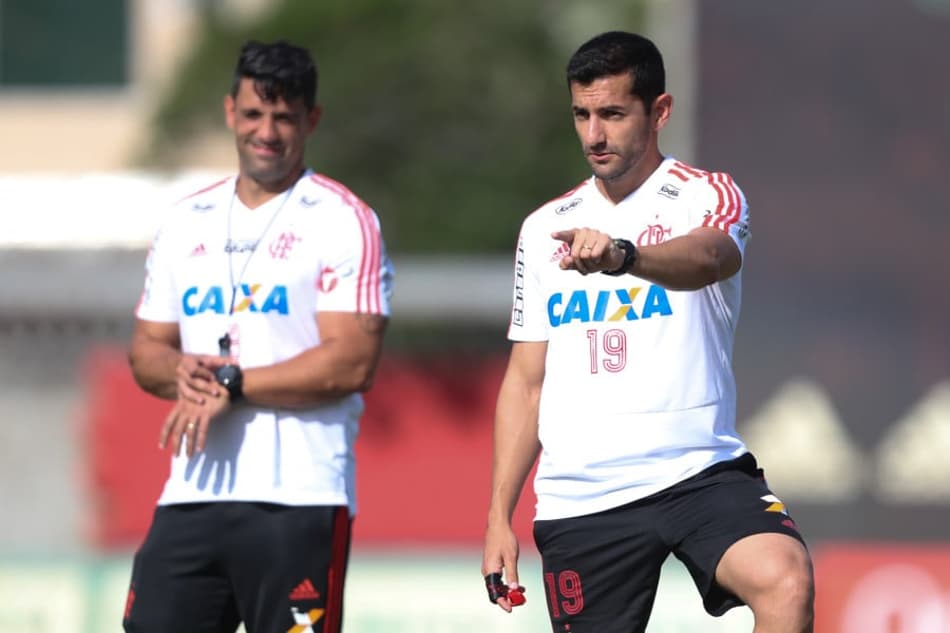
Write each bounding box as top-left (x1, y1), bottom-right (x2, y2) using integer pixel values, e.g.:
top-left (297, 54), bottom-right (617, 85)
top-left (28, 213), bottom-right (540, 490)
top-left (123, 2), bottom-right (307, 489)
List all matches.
top-left (226, 504), bottom-right (351, 633)
top-left (664, 454), bottom-right (807, 616)
top-left (533, 503), bottom-right (668, 633)
top-left (123, 505), bottom-right (239, 633)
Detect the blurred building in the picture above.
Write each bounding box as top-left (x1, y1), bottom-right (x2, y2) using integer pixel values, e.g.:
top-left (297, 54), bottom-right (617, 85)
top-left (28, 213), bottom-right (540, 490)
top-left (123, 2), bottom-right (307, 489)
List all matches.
top-left (0, 0), bottom-right (272, 173)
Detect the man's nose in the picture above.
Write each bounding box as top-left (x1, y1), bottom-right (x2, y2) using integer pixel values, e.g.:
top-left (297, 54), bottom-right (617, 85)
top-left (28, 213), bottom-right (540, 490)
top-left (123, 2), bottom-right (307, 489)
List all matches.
top-left (585, 118), bottom-right (606, 146)
top-left (257, 117), bottom-right (279, 142)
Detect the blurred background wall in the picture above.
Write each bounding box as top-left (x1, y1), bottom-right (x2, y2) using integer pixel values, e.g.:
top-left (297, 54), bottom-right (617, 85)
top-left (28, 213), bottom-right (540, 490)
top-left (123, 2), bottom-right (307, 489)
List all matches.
top-left (1, 0), bottom-right (949, 631)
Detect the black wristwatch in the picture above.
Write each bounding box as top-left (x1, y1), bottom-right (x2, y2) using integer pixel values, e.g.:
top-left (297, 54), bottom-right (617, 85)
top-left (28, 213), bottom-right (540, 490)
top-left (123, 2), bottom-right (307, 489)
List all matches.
top-left (602, 238), bottom-right (637, 276)
top-left (214, 364), bottom-right (244, 402)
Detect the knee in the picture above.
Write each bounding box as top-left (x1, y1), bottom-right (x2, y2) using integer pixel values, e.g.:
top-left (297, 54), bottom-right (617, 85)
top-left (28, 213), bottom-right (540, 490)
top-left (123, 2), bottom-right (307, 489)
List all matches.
top-left (748, 549), bottom-right (815, 622)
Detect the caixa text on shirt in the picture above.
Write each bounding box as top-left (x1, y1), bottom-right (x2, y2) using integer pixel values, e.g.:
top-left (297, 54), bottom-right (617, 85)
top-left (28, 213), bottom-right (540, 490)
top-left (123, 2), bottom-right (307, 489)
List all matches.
top-left (547, 285), bottom-right (672, 327)
top-left (181, 285), bottom-right (289, 316)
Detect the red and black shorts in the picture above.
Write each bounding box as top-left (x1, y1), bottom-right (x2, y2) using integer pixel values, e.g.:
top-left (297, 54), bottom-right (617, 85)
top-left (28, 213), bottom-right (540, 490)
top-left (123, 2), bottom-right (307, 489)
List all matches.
top-left (532, 453), bottom-right (805, 633)
top-left (123, 502), bottom-right (351, 633)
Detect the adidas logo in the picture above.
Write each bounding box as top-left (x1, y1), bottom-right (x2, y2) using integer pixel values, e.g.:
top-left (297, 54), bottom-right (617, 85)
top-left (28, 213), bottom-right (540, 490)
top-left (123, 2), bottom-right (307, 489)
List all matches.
top-left (189, 243), bottom-right (207, 257)
top-left (289, 578), bottom-right (320, 601)
top-left (550, 242), bottom-right (570, 262)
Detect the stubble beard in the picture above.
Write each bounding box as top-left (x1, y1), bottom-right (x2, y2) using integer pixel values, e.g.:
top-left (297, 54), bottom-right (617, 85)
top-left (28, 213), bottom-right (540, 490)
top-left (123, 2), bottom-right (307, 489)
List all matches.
top-left (591, 156), bottom-right (633, 183)
top-left (238, 145), bottom-right (291, 188)
top-left (590, 143), bottom-right (652, 185)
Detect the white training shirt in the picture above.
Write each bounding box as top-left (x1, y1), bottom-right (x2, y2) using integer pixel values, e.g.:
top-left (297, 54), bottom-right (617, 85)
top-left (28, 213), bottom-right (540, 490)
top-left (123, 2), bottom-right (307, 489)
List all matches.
top-left (510, 157), bottom-right (751, 520)
top-left (137, 169), bottom-right (393, 514)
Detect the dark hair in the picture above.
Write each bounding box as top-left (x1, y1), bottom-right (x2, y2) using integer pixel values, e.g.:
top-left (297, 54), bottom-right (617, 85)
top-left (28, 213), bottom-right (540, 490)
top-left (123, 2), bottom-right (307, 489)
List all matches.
top-left (231, 40), bottom-right (318, 110)
top-left (566, 31), bottom-right (665, 111)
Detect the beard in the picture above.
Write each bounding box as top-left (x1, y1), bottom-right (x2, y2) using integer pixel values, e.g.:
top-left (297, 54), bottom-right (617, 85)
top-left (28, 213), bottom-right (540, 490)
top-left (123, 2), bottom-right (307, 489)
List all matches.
top-left (585, 143), bottom-right (648, 183)
top-left (242, 160), bottom-right (287, 185)
top-left (589, 156), bottom-right (634, 182)
top-left (237, 145), bottom-right (293, 186)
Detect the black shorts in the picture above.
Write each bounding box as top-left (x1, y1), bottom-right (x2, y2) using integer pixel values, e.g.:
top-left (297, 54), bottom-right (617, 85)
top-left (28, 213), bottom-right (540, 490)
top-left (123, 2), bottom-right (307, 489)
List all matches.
top-left (532, 453), bottom-right (805, 633)
top-left (123, 502), bottom-right (351, 633)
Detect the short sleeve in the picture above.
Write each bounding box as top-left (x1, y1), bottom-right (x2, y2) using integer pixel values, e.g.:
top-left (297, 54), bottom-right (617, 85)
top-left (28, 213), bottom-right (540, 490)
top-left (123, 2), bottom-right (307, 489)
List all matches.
top-left (135, 222), bottom-right (180, 322)
top-left (689, 172), bottom-right (750, 255)
top-left (507, 227), bottom-right (549, 341)
top-left (316, 207), bottom-right (393, 316)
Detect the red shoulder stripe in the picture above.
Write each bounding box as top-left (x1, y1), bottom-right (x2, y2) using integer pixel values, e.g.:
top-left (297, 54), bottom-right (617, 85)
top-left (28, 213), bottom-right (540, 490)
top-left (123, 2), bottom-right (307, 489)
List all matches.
top-left (719, 173), bottom-right (742, 232)
top-left (175, 177), bottom-right (230, 204)
top-left (673, 161), bottom-right (707, 178)
top-left (310, 174), bottom-right (383, 314)
top-left (702, 172), bottom-right (741, 232)
top-left (667, 168), bottom-right (690, 182)
top-left (702, 174), bottom-right (726, 229)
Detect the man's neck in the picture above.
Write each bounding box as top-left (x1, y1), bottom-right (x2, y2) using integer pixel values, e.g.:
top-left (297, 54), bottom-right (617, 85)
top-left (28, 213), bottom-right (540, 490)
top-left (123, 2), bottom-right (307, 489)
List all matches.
top-left (595, 151), bottom-right (664, 205)
top-left (236, 167), bottom-right (306, 209)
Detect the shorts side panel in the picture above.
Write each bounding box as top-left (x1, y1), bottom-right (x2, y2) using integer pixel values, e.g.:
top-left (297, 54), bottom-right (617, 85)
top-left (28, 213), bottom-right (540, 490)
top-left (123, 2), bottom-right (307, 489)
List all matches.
top-left (225, 504), bottom-right (351, 633)
top-left (661, 454), bottom-right (807, 616)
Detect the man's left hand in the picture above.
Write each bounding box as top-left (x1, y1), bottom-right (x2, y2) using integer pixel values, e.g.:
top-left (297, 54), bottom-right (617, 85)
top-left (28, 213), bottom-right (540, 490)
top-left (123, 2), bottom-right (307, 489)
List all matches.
top-left (159, 390), bottom-right (231, 457)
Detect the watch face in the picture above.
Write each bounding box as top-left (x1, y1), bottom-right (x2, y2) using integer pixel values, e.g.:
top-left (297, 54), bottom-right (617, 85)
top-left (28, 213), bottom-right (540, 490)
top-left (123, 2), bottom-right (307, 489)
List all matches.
top-left (215, 365), bottom-right (240, 385)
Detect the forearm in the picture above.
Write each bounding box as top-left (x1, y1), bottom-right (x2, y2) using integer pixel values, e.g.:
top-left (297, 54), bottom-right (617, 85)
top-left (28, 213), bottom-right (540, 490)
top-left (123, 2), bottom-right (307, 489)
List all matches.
top-left (243, 341), bottom-right (381, 408)
top-left (488, 377), bottom-right (542, 526)
top-left (128, 338), bottom-right (181, 400)
top-left (631, 229), bottom-right (738, 290)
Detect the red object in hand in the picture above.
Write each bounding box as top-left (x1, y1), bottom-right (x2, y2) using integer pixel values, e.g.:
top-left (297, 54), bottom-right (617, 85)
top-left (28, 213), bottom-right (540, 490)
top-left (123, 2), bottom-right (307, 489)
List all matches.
top-left (485, 573), bottom-right (527, 606)
top-left (507, 587), bottom-right (526, 606)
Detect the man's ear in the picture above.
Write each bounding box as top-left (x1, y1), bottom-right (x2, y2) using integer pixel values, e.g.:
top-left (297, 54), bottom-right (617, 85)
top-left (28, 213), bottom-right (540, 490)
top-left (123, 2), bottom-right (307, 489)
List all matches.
top-left (652, 93), bottom-right (673, 131)
top-left (308, 105), bottom-right (323, 133)
top-left (224, 94), bottom-right (236, 130)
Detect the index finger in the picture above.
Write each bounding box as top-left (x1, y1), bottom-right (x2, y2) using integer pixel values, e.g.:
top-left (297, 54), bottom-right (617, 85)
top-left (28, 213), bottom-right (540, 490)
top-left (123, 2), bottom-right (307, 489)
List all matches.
top-left (551, 229), bottom-right (578, 244)
top-left (484, 572), bottom-right (516, 612)
top-left (503, 559), bottom-right (520, 589)
top-left (196, 355), bottom-right (232, 369)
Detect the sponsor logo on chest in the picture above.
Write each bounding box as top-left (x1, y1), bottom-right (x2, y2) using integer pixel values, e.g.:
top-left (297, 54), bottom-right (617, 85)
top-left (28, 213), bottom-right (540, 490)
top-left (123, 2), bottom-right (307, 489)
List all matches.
top-left (182, 284), bottom-right (289, 316)
top-left (547, 285), bottom-right (673, 327)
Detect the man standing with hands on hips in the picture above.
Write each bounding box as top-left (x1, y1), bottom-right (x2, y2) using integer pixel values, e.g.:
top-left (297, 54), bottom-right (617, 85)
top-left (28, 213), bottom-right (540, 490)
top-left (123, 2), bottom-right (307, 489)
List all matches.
top-left (482, 31), bottom-right (814, 632)
top-left (126, 40), bottom-right (392, 633)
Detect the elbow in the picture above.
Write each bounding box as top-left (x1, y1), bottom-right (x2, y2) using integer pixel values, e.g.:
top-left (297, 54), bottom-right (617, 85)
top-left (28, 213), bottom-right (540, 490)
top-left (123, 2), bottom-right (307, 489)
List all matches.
top-left (698, 256), bottom-right (722, 287)
top-left (354, 378), bottom-right (375, 394)
top-left (684, 245), bottom-right (726, 289)
top-left (352, 363), bottom-right (379, 393)
top-left (327, 362), bottom-right (379, 395)
top-left (692, 232), bottom-right (741, 286)
top-left (127, 349), bottom-right (173, 399)
top-left (348, 352), bottom-right (384, 393)
top-left (127, 350), bottom-right (149, 391)
top-left (664, 253), bottom-right (720, 292)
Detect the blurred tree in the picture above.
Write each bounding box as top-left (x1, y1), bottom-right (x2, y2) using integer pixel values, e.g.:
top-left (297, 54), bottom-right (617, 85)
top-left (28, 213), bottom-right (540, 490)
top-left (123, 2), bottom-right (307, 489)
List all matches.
top-left (141, 0), bottom-right (645, 253)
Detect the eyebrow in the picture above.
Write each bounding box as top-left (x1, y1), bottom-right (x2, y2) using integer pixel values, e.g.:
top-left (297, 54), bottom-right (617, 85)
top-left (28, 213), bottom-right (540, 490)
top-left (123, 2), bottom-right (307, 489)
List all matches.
top-left (239, 106), bottom-right (294, 117)
top-left (572, 104), bottom-right (627, 114)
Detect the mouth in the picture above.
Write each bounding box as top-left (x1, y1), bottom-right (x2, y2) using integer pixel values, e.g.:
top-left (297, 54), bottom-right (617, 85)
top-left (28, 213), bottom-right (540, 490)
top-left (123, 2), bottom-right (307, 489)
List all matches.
top-left (587, 150), bottom-right (614, 163)
top-left (249, 141), bottom-right (282, 158)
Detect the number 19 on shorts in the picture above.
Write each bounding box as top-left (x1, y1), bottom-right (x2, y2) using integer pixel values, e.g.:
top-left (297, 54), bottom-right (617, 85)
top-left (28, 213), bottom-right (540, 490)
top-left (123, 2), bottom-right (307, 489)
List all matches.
top-left (544, 570), bottom-right (585, 618)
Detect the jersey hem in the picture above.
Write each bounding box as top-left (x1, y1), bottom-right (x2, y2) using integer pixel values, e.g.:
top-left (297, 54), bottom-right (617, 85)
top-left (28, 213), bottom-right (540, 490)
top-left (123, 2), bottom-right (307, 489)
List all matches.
top-left (533, 449), bottom-right (749, 521)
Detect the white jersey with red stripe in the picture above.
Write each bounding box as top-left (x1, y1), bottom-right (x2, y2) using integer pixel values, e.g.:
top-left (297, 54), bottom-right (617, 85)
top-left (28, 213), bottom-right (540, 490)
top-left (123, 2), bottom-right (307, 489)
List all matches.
top-left (136, 169), bottom-right (393, 514)
top-left (509, 157), bottom-right (751, 520)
